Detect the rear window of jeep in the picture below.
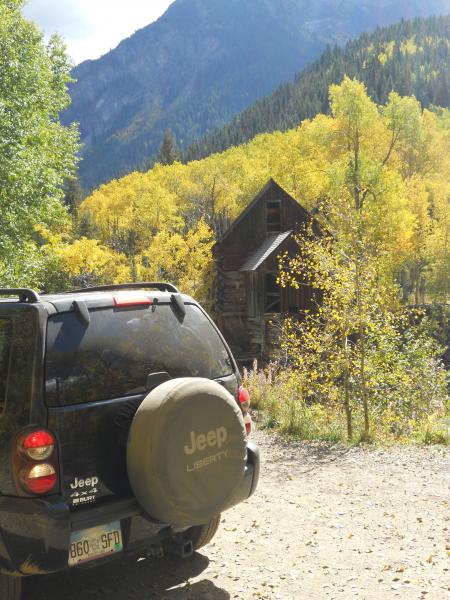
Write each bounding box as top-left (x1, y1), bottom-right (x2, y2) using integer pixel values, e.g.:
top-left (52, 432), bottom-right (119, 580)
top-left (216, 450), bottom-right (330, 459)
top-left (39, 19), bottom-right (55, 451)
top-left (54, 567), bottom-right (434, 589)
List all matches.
top-left (0, 319), bottom-right (13, 413)
top-left (45, 304), bottom-right (233, 405)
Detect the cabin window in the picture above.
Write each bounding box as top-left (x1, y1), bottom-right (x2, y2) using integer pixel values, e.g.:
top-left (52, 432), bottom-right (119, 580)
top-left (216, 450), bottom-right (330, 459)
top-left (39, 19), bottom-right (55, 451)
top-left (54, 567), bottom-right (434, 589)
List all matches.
top-left (266, 200), bottom-right (281, 233)
top-left (264, 273), bottom-right (281, 313)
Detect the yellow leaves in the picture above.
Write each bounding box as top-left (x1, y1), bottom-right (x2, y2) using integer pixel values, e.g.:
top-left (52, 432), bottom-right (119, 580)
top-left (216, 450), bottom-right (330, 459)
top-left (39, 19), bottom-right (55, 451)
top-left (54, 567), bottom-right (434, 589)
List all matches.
top-left (34, 223), bottom-right (64, 247)
top-left (400, 37), bottom-right (418, 56)
top-left (141, 219), bottom-right (215, 306)
top-left (378, 40), bottom-right (396, 65)
top-left (79, 170), bottom-right (181, 253)
top-left (50, 237), bottom-right (130, 284)
top-left (329, 76), bottom-right (379, 133)
top-left (36, 223), bottom-right (131, 288)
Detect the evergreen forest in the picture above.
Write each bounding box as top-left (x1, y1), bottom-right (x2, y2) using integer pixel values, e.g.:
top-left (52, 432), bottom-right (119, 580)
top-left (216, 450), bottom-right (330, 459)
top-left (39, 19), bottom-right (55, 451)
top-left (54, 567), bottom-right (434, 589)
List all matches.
top-left (186, 15), bottom-right (450, 160)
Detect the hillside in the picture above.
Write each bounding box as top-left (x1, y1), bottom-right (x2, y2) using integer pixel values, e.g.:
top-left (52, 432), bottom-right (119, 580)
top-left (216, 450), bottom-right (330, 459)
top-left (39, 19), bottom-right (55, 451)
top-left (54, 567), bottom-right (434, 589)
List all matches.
top-left (62, 0), bottom-right (450, 190)
top-left (186, 14), bottom-right (450, 160)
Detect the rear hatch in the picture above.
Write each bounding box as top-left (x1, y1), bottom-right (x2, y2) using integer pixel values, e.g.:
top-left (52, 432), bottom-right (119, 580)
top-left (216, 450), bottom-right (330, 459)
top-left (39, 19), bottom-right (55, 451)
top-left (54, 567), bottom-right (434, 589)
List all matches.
top-left (44, 293), bottom-right (238, 509)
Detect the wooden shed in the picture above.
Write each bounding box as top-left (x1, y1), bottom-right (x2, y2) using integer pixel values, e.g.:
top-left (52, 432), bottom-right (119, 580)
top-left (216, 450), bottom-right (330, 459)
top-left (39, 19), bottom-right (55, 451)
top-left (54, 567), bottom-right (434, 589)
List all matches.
top-left (214, 179), bottom-right (317, 362)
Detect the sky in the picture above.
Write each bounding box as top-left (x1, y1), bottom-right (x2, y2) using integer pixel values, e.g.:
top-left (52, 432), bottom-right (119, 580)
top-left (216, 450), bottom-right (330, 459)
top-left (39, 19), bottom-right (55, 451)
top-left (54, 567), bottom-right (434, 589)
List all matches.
top-left (23, 0), bottom-right (175, 65)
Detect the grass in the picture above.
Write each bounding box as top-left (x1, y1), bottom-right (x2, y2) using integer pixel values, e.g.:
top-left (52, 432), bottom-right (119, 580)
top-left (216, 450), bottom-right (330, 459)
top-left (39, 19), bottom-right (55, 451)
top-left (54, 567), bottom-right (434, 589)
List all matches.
top-left (243, 361), bottom-right (450, 446)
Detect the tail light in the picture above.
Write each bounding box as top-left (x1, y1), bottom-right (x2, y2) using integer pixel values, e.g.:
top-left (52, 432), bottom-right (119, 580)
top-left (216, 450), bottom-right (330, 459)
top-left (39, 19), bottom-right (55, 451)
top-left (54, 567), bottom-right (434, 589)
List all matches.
top-left (238, 386), bottom-right (252, 435)
top-left (12, 428), bottom-right (59, 496)
top-left (20, 464), bottom-right (57, 495)
top-left (238, 387), bottom-right (250, 411)
top-left (23, 430), bottom-right (54, 460)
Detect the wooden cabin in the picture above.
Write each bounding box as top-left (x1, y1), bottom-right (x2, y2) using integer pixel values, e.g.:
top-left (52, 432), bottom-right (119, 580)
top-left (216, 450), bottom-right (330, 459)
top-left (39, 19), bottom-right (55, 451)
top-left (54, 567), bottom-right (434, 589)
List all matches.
top-left (214, 178), bottom-right (317, 362)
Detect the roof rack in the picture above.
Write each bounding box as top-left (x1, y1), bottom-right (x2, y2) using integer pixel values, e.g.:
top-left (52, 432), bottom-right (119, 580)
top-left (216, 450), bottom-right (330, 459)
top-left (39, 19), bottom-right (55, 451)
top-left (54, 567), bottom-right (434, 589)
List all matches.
top-left (65, 282), bottom-right (180, 294)
top-left (0, 288), bottom-right (41, 303)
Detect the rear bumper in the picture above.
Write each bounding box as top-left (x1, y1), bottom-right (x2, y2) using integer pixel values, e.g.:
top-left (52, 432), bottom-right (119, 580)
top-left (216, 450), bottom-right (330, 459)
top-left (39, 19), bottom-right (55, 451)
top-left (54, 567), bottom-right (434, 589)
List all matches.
top-left (0, 496), bottom-right (168, 576)
top-left (0, 442), bottom-right (260, 576)
top-left (224, 441), bottom-right (260, 511)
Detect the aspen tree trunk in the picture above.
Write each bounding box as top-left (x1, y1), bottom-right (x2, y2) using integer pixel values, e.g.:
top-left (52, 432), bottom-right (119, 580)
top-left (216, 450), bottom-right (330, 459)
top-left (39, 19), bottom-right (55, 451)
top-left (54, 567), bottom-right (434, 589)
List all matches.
top-left (414, 263), bottom-right (420, 306)
top-left (343, 335), bottom-right (353, 441)
top-left (128, 231), bottom-right (137, 282)
top-left (130, 253), bottom-right (137, 282)
top-left (359, 322), bottom-right (370, 439)
top-left (355, 259), bottom-right (370, 440)
top-left (352, 130), bottom-right (370, 439)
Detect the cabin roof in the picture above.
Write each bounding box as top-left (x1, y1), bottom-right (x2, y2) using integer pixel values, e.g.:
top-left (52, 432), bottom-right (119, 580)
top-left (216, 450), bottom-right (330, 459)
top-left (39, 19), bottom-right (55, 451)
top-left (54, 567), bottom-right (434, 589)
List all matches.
top-left (218, 178), bottom-right (307, 246)
top-left (240, 230), bottom-right (292, 272)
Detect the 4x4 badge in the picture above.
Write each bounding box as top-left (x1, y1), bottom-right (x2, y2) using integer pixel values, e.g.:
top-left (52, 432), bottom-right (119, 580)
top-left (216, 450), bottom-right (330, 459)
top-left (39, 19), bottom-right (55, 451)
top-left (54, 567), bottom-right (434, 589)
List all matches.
top-left (69, 476), bottom-right (99, 506)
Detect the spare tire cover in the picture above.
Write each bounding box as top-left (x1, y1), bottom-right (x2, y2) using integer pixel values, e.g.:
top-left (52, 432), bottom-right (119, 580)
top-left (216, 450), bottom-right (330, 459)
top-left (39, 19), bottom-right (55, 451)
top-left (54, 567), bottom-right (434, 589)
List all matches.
top-left (127, 377), bottom-right (247, 526)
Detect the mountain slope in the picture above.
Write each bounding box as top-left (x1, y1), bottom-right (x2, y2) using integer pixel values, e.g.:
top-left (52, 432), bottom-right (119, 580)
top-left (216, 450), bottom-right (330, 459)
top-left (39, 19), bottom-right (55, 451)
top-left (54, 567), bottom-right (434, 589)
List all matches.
top-left (186, 14), bottom-right (450, 160)
top-left (63, 0), bottom-right (450, 189)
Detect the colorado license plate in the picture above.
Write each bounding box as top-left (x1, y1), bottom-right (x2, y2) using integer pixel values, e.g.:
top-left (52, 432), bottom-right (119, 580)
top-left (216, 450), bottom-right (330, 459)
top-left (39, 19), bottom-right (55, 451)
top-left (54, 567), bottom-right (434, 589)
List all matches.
top-left (69, 521), bottom-right (123, 567)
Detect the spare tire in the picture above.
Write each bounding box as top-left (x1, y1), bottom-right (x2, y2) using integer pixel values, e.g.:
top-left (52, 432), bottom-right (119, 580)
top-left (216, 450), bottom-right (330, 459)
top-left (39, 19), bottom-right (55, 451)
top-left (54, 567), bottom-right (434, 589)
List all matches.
top-left (127, 377), bottom-right (247, 526)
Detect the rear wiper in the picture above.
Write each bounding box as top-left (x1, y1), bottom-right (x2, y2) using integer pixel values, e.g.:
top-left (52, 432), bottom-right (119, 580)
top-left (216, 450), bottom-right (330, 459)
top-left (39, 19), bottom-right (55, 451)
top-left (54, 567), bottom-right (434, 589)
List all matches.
top-left (170, 293), bottom-right (186, 320)
top-left (73, 300), bottom-right (90, 326)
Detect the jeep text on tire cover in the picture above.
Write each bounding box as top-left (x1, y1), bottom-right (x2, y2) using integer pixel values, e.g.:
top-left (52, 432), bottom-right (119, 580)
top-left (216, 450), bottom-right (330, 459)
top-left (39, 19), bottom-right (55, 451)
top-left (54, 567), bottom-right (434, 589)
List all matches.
top-left (184, 427), bottom-right (228, 455)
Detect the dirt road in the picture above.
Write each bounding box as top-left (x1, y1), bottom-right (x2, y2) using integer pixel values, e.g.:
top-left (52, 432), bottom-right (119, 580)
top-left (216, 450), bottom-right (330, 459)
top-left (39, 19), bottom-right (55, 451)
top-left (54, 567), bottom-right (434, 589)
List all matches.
top-left (31, 430), bottom-right (449, 600)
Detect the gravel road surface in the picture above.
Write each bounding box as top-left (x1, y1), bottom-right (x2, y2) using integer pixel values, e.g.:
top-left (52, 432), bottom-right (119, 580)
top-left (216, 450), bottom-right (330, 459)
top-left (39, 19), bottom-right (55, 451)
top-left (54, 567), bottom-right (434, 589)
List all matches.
top-left (30, 430), bottom-right (449, 600)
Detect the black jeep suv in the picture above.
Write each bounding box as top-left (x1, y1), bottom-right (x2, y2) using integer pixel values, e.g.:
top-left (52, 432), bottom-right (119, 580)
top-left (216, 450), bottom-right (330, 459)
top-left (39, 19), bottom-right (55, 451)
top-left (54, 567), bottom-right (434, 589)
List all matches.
top-left (0, 283), bottom-right (259, 599)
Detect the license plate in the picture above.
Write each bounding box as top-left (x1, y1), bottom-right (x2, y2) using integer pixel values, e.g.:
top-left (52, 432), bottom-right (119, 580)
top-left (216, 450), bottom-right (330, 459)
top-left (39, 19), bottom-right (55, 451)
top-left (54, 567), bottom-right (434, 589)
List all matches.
top-left (69, 521), bottom-right (123, 567)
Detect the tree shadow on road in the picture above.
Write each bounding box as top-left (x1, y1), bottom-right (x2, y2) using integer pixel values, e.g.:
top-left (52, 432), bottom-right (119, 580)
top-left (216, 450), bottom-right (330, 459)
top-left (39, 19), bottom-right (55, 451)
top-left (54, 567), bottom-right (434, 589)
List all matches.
top-left (263, 435), bottom-right (353, 475)
top-left (27, 551), bottom-right (230, 600)
top-left (296, 443), bottom-right (353, 474)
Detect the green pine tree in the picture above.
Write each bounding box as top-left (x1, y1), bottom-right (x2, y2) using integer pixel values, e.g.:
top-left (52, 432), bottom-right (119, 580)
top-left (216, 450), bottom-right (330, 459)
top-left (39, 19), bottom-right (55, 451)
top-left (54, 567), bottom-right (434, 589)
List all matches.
top-left (158, 130), bottom-right (180, 166)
